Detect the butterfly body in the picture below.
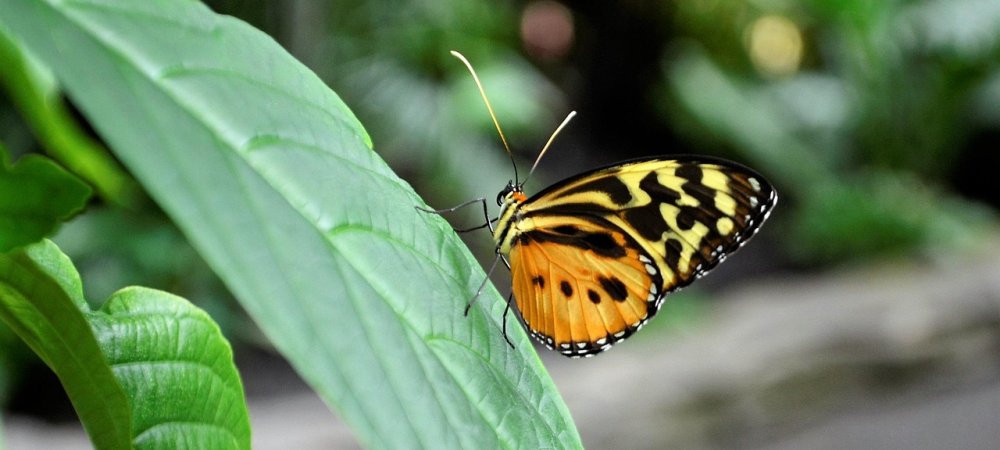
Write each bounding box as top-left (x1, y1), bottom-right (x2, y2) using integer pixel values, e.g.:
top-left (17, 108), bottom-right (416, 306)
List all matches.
top-left (492, 156), bottom-right (776, 358)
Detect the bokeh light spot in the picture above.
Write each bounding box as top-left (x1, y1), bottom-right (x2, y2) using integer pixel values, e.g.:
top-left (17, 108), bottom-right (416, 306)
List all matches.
top-left (521, 0), bottom-right (575, 61)
top-left (747, 15), bottom-right (804, 78)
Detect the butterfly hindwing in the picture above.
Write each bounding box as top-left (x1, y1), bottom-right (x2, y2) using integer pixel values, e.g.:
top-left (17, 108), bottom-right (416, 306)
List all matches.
top-left (503, 156), bottom-right (776, 357)
top-left (509, 216), bottom-right (662, 357)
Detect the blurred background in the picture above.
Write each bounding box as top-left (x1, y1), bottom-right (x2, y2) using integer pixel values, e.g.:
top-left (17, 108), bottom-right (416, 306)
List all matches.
top-left (2, 0), bottom-right (1000, 448)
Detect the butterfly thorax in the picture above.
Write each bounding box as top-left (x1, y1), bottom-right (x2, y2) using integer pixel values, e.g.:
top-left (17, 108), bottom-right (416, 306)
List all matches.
top-left (493, 182), bottom-right (529, 255)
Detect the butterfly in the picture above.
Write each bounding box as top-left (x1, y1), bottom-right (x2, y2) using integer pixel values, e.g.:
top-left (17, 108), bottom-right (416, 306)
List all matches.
top-left (428, 52), bottom-right (777, 358)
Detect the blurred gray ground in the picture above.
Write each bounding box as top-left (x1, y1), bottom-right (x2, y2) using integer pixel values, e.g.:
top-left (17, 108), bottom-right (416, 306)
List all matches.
top-left (5, 240), bottom-right (1000, 449)
top-left (543, 239), bottom-right (1000, 449)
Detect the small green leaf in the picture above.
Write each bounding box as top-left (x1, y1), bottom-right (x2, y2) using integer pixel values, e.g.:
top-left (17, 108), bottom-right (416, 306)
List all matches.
top-left (0, 149), bottom-right (91, 252)
top-left (92, 288), bottom-right (251, 449)
top-left (0, 240), bottom-right (251, 449)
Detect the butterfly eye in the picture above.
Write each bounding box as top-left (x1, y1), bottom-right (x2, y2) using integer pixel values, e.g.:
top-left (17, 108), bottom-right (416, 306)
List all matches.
top-left (497, 181), bottom-right (515, 206)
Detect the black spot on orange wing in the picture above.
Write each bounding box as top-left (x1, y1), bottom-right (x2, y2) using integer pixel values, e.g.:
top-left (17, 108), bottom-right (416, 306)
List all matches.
top-left (587, 289), bottom-right (601, 304)
top-left (560, 281), bottom-right (573, 297)
top-left (532, 275), bottom-right (545, 287)
top-left (598, 276), bottom-right (629, 301)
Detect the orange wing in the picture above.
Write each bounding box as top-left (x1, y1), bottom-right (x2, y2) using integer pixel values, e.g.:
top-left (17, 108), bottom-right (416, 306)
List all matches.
top-left (509, 216), bottom-right (662, 357)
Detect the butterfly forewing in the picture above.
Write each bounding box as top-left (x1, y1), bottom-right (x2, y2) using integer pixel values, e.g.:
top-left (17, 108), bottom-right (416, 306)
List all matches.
top-left (503, 157), bottom-right (776, 357)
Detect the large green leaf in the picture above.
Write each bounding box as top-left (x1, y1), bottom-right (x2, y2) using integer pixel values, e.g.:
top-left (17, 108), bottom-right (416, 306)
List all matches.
top-left (0, 240), bottom-right (250, 449)
top-left (0, 1), bottom-right (580, 448)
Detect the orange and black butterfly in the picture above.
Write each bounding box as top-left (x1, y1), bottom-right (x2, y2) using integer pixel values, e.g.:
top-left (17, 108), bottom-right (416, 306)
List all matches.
top-left (431, 52), bottom-right (777, 358)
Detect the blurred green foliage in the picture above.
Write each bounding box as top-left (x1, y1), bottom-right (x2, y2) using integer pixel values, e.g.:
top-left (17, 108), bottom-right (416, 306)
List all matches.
top-left (1, 0), bottom-right (997, 421)
top-left (667, 0), bottom-right (1000, 262)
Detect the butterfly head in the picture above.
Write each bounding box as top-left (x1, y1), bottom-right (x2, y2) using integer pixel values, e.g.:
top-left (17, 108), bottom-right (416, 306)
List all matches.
top-left (496, 181), bottom-right (527, 207)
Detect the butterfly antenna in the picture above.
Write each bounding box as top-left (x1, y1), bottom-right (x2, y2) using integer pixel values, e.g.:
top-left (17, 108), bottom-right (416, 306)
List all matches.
top-left (450, 50), bottom-right (519, 184)
top-left (523, 110), bottom-right (576, 187)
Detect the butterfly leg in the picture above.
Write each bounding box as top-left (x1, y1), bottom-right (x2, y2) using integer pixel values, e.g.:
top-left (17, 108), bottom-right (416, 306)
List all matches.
top-left (454, 218), bottom-right (498, 233)
top-left (501, 292), bottom-right (516, 350)
top-left (464, 252), bottom-right (503, 316)
top-left (415, 197), bottom-right (497, 233)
